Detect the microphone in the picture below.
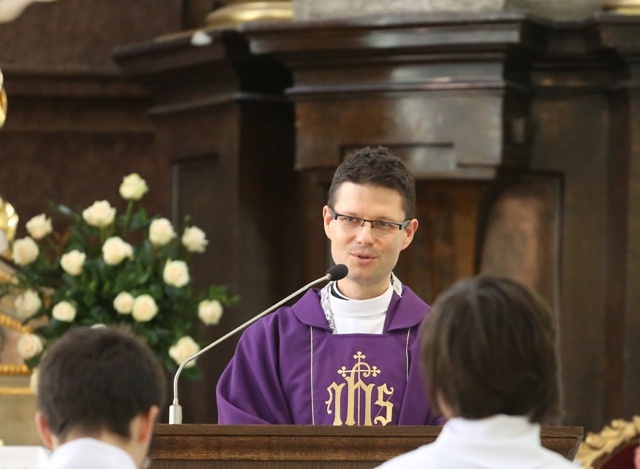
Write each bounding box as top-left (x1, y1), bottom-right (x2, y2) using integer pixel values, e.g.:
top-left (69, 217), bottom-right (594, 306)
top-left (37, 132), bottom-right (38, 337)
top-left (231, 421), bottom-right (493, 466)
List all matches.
top-left (168, 263), bottom-right (348, 424)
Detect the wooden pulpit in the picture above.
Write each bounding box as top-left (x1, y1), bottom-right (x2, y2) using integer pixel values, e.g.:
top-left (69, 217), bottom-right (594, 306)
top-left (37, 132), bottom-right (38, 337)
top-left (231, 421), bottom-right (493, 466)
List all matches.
top-left (150, 424), bottom-right (583, 468)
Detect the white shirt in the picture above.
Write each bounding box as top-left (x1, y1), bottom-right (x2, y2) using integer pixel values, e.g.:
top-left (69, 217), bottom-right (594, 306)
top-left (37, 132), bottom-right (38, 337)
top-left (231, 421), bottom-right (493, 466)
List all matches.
top-left (329, 282), bottom-right (393, 334)
top-left (47, 438), bottom-right (137, 469)
top-left (376, 415), bottom-right (579, 469)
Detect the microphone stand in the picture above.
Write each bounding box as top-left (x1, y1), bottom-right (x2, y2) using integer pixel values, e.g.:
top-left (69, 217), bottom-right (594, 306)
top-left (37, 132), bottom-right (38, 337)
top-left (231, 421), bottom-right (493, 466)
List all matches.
top-left (169, 265), bottom-right (348, 424)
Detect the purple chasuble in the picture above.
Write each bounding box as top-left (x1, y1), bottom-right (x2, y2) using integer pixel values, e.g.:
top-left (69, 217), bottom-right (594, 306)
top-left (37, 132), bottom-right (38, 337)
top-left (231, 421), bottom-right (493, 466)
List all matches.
top-left (216, 286), bottom-right (443, 425)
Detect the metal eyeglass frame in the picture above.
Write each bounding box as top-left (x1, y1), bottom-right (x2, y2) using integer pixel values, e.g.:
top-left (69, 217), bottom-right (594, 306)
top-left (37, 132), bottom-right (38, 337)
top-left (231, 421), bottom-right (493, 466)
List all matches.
top-left (329, 208), bottom-right (410, 232)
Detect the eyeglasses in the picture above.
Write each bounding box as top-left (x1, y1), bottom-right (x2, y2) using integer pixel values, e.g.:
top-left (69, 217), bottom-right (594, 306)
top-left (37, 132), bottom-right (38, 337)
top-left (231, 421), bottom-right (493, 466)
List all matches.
top-left (329, 209), bottom-right (410, 235)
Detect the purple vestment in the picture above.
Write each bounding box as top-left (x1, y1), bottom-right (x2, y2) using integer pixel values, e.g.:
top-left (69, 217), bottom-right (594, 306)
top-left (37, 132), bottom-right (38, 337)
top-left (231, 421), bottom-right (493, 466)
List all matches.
top-left (216, 285), bottom-right (443, 425)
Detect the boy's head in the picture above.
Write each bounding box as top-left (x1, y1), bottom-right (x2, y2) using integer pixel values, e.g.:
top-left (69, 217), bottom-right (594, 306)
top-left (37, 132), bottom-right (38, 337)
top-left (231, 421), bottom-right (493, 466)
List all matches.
top-left (422, 275), bottom-right (560, 423)
top-left (35, 326), bottom-right (165, 463)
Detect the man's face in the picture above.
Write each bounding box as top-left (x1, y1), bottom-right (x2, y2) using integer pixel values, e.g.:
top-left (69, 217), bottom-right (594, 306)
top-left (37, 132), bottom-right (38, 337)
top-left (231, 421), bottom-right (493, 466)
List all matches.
top-left (323, 182), bottom-right (418, 299)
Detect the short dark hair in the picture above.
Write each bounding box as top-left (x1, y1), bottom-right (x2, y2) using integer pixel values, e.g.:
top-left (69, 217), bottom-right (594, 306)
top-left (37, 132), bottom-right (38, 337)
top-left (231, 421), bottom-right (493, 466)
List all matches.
top-left (422, 275), bottom-right (561, 423)
top-left (327, 147), bottom-right (417, 219)
top-left (37, 326), bottom-right (166, 441)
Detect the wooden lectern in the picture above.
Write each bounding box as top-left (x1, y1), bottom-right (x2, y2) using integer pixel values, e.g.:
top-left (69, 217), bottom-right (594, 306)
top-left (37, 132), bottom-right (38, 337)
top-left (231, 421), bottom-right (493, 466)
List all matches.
top-left (150, 424), bottom-right (583, 468)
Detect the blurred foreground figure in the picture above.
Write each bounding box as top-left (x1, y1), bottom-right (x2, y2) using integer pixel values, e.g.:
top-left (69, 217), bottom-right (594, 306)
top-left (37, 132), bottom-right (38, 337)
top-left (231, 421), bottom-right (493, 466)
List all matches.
top-left (35, 327), bottom-right (166, 469)
top-left (377, 275), bottom-right (575, 468)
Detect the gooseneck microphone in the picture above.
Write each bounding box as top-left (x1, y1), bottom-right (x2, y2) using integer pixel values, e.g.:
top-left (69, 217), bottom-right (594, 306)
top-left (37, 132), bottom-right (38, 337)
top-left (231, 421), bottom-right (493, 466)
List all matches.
top-left (169, 264), bottom-right (348, 424)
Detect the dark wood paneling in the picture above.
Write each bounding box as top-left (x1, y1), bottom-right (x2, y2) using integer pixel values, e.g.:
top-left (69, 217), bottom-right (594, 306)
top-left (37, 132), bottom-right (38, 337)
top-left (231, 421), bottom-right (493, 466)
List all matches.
top-left (623, 63), bottom-right (640, 422)
top-left (115, 30), bottom-right (297, 423)
top-left (0, 0), bottom-right (181, 75)
top-left (479, 175), bottom-right (561, 309)
top-left (0, 0), bottom-right (183, 231)
top-left (397, 180), bottom-right (489, 303)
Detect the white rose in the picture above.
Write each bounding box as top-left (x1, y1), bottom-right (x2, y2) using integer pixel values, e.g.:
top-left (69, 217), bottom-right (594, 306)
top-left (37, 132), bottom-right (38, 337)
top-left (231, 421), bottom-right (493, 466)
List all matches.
top-left (12, 237), bottom-right (39, 266)
top-left (17, 333), bottom-right (43, 360)
top-left (60, 250), bottom-right (86, 276)
top-left (52, 301), bottom-right (76, 322)
top-left (169, 336), bottom-right (200, 368)
top-left (119, 173), bottom-right (149, 201)
top-left (15, 289), bottom-right (42, 318)
top-left (198, 299), bottom-right (223, 325)
top-left (149, 218), bottom-right (176, 246)
top-left (163, 260), bottom-right (190, 288)
top-left (113, 292), bottom-right (135, 314)
top-left (25, 214), bottom-right (52, 240)
top-left (82, 200), bottom-right (116, 228)
top-left (102, 237), bottom-right (133, 266)
top-left (132, 294), bottom-right (158, 322)
top-left (182, 226), bottom-right (208, 253)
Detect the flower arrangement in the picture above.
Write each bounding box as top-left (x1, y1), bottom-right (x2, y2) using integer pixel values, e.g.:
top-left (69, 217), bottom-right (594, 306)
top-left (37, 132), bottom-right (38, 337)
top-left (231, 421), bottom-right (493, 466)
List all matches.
top-left (0, 173), bottom-right (237, 379)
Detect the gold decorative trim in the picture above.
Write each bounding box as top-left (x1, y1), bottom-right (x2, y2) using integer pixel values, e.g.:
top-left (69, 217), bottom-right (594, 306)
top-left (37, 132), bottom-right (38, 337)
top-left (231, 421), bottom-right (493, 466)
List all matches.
top-left (0, 68), bottom-right (5, 129)
top-left (575, 416), bottom-right (640, 468)
top-left (205, 2), bottom-right (292, 29)
top-left (0, 312), bottom-right (31, 334)
top-left (602, 0), bottom-right (640, 13)
top-left (0, 86), bottom-right (6, 129)
top-left (0, 197), bottom-right (18, 262)
top-left (603, 0), bottom-right (640, 6)
top-left (0, 364), bottom-right (31, 375)
top-left (0, 309), bottom-right (33, 377)
top-left (0, 385), bottom-right (33, 395)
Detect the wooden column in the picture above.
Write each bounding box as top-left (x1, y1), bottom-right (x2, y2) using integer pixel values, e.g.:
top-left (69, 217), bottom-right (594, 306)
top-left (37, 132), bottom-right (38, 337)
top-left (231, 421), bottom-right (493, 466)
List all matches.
top-left (522, 13), bottom-right (640, 430)
top-left (590, 13), bottom-right (640, 426)
top-left (114, 29), bottom-right (297, 423)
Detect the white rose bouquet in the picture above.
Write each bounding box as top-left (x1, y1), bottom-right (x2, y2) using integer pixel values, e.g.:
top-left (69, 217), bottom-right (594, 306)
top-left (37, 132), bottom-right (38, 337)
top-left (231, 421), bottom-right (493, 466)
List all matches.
top-left (0, 173), bottom-right (237, 379)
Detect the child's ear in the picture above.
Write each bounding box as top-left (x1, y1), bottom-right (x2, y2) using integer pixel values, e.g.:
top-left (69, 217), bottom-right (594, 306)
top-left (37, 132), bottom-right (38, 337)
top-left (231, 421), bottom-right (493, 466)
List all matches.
top-left (34, 411), bottom-right (55, 449)
top-left (137, 405), bottom-right (160, 444)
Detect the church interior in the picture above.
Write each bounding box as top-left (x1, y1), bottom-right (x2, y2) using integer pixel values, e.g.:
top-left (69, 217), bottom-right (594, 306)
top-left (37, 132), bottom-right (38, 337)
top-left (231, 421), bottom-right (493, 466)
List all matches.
top-left (2, 0), bottom-right (640, 466)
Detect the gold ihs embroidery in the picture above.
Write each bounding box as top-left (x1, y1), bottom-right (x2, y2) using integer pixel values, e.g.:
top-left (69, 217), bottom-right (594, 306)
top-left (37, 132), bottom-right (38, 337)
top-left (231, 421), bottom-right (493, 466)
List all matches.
top-left (325, 351), bottom-right (394, 426)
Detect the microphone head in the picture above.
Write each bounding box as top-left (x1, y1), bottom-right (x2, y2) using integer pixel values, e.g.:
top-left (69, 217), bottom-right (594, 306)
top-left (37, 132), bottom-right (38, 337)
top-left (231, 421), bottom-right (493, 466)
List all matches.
top-left (326, 264), bottom-right (348, 281)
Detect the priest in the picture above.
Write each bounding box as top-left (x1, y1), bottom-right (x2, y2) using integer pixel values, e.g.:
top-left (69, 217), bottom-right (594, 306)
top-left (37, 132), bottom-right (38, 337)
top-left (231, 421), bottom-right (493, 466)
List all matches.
top-left (217, 146), bottom-right (443, 426)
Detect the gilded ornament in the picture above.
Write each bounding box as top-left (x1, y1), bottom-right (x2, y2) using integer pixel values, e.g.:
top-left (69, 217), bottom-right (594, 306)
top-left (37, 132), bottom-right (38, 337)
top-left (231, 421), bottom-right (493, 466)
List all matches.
top-left (206, 2), bottom-right (292, 29)
top-left (0, 196), bottom-right (18, 261)
top-left (602, 0), bottom-right (640, 13)
top-left (575, 416), bottom-right (640, 468)
top-left (0, 70), bottom-right (6, 129)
